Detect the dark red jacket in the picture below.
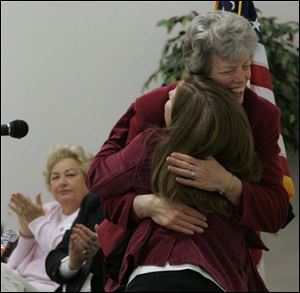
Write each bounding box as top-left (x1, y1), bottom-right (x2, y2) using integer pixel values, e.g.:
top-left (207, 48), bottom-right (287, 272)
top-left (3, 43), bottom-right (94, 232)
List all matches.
top-left (87, 85), bottom-right (289, 291)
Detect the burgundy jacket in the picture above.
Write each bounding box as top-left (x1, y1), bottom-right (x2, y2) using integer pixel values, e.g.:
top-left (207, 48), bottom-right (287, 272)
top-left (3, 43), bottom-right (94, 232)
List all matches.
top-left (86, 85), bottom-right (289, 291)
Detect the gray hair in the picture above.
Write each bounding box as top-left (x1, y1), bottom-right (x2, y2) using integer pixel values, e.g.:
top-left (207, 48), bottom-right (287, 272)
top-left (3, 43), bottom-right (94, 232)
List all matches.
top-left (43, 144), bottom-right (93, 191)
top-left (183, 11), bottom-right (258, 75)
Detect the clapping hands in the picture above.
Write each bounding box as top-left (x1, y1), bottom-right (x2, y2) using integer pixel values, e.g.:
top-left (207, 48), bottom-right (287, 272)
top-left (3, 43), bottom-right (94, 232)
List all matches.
top-left (68, 224), bottom-right (100, 270)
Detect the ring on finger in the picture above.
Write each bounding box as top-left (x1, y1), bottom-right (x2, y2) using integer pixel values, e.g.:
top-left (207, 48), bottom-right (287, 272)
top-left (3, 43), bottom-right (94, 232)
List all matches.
top-left (189, 170), bottom-right (196, 180)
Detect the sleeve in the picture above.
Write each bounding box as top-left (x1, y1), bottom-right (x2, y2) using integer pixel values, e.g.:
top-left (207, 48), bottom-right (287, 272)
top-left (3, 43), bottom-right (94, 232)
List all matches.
top-left (59, 256), bottom-right (80, 277)
top-left (88, 129), bottom-right (160, 231)
top-left (101, 192), bottom-right (141, 230)
top-left (87, 131), bottom-right (150, 199)
top-left (7, 203), bottom-right (69, 268)
top-left (45, 233), bottom-right (72, 284)
top-left (6, 236), bottom-right (36, 269)
top-left (238, 102), bottom-right (289, 233)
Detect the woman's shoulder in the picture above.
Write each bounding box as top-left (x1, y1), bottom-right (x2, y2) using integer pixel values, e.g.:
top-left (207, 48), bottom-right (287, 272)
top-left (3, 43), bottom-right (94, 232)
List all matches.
top-left (76, 193), bottom-right (105, 224)
top-left (134, 83), bottom-right (178, 123)
top-left (80, 193), bottom-right (102, 210)
top-left (42, 201), bottom-right (76, 219)
top-left (244, 88), bottom-right (282, 149)
top-left (135, 128), bottom-right (164, 144)
top-left (43, 200), bottom-right (61, 212)
top-left (244, 87), bottom-right (280, 118)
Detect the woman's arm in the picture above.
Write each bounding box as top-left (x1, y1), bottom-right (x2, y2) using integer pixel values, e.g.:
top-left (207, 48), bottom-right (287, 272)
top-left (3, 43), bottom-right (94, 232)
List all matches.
top-left (133, 194), bottom-right (208, 235)
top-left (101, 191), bottom-right (208, 235)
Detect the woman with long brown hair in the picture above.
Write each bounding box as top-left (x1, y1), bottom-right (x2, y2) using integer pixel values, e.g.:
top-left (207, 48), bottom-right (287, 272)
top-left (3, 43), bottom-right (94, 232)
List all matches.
top-left (90, 74), bottom-right (267, 291)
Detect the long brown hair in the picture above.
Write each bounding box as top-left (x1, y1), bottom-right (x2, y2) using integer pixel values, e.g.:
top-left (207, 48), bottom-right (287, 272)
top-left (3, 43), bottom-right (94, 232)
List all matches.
top-left (151, 75), bottom-right (262, 215)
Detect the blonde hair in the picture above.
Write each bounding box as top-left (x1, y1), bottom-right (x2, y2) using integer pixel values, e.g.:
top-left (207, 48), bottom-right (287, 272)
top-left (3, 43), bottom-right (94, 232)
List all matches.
top-left (151, 75), bottom-right (262, 216)
top-left (43, 144), bottom-right (93, 191)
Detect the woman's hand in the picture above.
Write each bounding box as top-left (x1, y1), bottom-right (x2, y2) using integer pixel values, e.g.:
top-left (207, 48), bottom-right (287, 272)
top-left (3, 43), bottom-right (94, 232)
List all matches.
top-left (167, 152), bottom-right (242, 206)
top-left (133, 194), bottom-right (208, 235)
top-left (10, 193), bottom-right (44, 237)
top-left (167, 153), bottom-right (230, 192)
top-left (68, 224), bottom-right (99, 270)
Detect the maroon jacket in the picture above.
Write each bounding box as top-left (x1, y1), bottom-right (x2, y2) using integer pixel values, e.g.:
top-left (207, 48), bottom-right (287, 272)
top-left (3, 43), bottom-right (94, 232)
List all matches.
top-left (86, 85), bottom-right (289, 291)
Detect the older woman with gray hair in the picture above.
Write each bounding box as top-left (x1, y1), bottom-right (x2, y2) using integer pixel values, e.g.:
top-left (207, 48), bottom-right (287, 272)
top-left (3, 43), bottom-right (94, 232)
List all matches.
top-left (87, 11), bottom-right (289, 292)
top-left (1, 145), bottom-right (93, 292)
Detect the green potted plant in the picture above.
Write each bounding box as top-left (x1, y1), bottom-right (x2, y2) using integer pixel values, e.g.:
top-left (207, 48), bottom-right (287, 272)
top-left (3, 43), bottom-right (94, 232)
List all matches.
top-left (143, 11), bottom-right (299, 150)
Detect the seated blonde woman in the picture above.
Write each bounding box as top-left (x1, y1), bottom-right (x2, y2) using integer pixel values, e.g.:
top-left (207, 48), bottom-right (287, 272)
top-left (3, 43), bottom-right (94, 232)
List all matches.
top-left (1, 145), bottom-right (93, 292)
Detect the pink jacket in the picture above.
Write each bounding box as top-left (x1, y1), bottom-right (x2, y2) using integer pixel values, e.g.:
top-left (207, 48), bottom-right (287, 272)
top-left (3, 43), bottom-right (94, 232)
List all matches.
top-left (6, 201), bottom-right (79, 291)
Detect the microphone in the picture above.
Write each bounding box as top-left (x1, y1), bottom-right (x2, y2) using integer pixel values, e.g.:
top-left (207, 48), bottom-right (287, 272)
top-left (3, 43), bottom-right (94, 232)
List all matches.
top-left (1, 120), bottom-right (29, 139)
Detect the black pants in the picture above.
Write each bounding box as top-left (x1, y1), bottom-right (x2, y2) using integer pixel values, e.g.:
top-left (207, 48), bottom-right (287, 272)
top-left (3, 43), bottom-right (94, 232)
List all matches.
top-left (125, 269), bottom-right (224, 292)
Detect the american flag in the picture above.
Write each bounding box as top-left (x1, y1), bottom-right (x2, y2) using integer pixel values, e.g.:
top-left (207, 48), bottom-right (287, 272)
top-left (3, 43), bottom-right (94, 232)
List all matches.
top-left (214, 1), bottom-right (295, 200)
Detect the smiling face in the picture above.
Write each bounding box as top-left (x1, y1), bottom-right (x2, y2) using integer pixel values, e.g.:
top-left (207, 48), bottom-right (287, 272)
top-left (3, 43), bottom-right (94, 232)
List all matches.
top-left (49, 158), bottom-right (88, 215)
top-left (209, 55), bottom-right (251, 104)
